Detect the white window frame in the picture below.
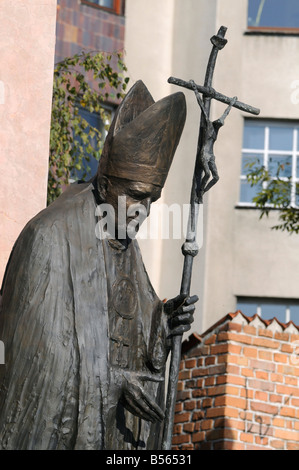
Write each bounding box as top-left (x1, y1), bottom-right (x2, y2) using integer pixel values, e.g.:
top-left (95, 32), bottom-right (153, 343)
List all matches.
top-left (239, 120), bottom-right (299, 207)
top-left (237, 297), bottom-right (299, 324)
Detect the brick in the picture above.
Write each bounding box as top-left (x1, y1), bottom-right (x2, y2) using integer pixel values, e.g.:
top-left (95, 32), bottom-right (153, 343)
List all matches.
top-left (214, 396), bottom-right (247, 409)
top-left (240, 388), bottom-right (253, 399)
top-left (206, 428), bottom-right (239, 441)
top-left (172, 434), bottom-right (190, 445)
top-left (275, 429), bottom-right (299, 442)
top-left (270, 439), bottom-right (285, 449)
top-left (255, 371), bottom-right (269, 380)
top-left (207, 364), bottom-right (227, 376)
top-left (205, 356), bottom-right (216, 366)
top-left (183, 422), bottom-right (195, 433)
top-left (202, 398), bottom-right (213, 408)
top-left (192, 411), bottom-right (204, 421)
top-left (280, 343), bottom-right (293, 354)
top-left (185, 358), bottom-right (196, 368)
top-left (240, 432), bottom-right (254, 443)
top-left (258, 328), bottom-right (273, 338)
top-left (277, 384), bottom-right (299, 397)
top-left (206, 406), bottom-right (239, 419)
top-left (226, 364), bottom-right (240, 375)
top-left (173, 424), bottom-right (182, 434)
top-left (270, 373), bottom-right (284, 383)
top-left (291, 397), bottom-right (299, 407)
top-left (185, 379), bottom-right (197, 389)
top-left (192, 388), bottom-right (206, 398)
top-left (274, 353), bottom-right (288, 364)
top-left (243, 325), bottom-right (257, 335)
top-left (247, 378), bottom-right (275, 392)
top-left (226, 322), bottom-right (243, 332)
top-left (176, 390), bottom-right (190, 401)
top-left (287, 442), bottom-right (299, 451)
top-left (255, 436), bottom-right (268, 446)
top-left (255, 391), bottom-right (268, 401)
top-left (241, 368), bottom-right (254, 377)
top-left (290, 333), bottom-right (299, 342)
top-left (226, 385), bottom-right (241, 396)
top-left (204, 334), bottom-right (217, 345)
top-left (205, 376), bottom-right (215, 387)
top-left (191, 432), bottom-right (205, 443)
top-left (251, 402), bottom-right (279, 415)
top-left (184, 400), bottom-right (196, 411)
top-left (217, 375), bottom-right (245, 386)
top-left (252, 337), bottom-right (280, 349)
top-left (269, 394), bottom-right (282, 403)
top-left (244, 347), bottom-right (257, 358)
top-left (249, 359), bottom-right (275, 372)
top-left (210, 343), bottom-right (230, 355)
top-left (201, 419), bottom-right (213, 431)
top-left (258, 350), bottom-right (273, 361)
top-left (285, 376), bottom-right (297, 386)
top-left (174, 412), bottom-right (191, 424)
top-left (216, 441), bottom-right (245, 450)
top-left (207, 385), bottom-right (226, 396)
top-left (175, 402), bottom-right (183, 413)
top-left (225, 332), bottom-right (252, 345)
top-left (280, 406), bottom-right (296, 418)
top-left (179, 370), bottom-right (191, 380)
top-left (274, 331), bottom-right (290, 342)
top-left (271, 417), bottom-right (285, 428)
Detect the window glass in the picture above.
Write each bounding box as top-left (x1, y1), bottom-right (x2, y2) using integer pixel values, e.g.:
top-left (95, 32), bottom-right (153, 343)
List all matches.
top-left (87, 0), bottom-right (114, 7)
top-left (269, 126), bottom-right (293, 151)
top-left (260, 303), bottom-right (286, 323)
top-left (240, 180), bottom-right (262, 203)
top-left (237, 298), bottom-right (299, 325)
top-left (72, 107), bottom-right (110, 181)
top-left (268, 155), bottom-right (292, 178)
top-left (237, 301), bottom-right (258, 316)
top-left (290, 305), bottom-right (299, 324)
top-left (240, 120), bottom-right (299, 206)
top-left (243, 123), bottom-right (264, 149)
top-left (241, 153), bottom-right (263, 175)
top-left (248, 0), bottom-right (299, 29)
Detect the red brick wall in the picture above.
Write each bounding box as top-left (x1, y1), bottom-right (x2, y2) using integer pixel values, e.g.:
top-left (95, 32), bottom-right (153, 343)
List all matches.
top-left (55, 0), bottom-right (125, 62)
top-left (173, 313), bottom-right (299, 450)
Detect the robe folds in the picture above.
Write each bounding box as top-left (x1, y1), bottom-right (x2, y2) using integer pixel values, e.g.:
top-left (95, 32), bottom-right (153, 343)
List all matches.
top-left (0, 180), bottom-right (167, 450)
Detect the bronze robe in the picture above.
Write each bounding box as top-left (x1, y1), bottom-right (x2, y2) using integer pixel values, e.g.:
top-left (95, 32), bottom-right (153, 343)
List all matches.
top-left (0, 180), bottom-right (167, 450)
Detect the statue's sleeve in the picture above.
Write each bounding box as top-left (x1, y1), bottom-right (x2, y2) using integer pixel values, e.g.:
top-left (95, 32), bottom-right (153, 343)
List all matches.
top-left (146, 300), bottom-right (170, 373)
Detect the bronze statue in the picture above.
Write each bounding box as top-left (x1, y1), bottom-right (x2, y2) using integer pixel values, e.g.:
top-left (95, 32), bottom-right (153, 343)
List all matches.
top-left (0, 80), bottom-right (197, 450)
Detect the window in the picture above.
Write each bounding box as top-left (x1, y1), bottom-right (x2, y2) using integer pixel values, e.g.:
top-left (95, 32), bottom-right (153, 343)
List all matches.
top-left (71, 106), bottom-right (113, 182)
top-left (248, 0), bottom-right (299, 31)
top-left (81, 0), bottom-right (124, 15)
top-left (240, 120), bottom-right (299, 206)
top-left (237, 297), bottom-right (299, 325)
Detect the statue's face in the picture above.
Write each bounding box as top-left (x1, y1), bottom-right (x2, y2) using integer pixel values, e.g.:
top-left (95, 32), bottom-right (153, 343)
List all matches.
top-left (99, 176), bottom-right (161, 238)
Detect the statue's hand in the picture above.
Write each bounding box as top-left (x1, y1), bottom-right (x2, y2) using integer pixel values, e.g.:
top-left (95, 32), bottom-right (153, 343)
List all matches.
top-left (121, 371), bottom-right (165, 423)
top-left (164, 294), bottom-right (198, 336)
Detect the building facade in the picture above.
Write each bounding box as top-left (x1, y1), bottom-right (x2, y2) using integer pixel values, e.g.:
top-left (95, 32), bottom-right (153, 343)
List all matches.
top-left (124, 0), bottom-right (299, 334)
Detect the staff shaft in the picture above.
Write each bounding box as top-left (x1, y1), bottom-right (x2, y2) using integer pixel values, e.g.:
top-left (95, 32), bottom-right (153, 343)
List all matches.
top-left (168, 76), bottom-right (260, 116)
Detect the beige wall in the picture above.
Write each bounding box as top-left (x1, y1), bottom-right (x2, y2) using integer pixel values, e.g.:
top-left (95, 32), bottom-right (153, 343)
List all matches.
top-left (124, 0), bottom-right (217, 334)
top-left (202, 0), bottom-right (299, 330)
top-left (0, 0), bottom-right (57, 284)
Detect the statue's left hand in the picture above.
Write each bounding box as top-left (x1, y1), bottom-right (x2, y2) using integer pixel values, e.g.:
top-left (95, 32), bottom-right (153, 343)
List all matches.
top-left (121, 371), bottom-right (165, 423)
top-left (164, 294), bottom-right (198, 336)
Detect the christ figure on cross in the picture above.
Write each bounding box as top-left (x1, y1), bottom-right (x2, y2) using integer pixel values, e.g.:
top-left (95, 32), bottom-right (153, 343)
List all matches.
top-left (189, 79), bottom-right (237, 203)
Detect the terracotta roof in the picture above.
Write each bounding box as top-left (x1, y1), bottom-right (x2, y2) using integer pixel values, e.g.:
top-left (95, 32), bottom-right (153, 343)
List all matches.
top-left (182, 310), bottom-right (299, 354)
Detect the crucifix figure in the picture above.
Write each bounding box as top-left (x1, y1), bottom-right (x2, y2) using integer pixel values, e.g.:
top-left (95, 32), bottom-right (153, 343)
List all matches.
top-left (189, 79), bottom-right (237, 202)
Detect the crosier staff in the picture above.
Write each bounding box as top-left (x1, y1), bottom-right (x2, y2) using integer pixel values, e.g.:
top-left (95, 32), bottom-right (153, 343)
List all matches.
top-left (162, 26), bottom-right (260, 450)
